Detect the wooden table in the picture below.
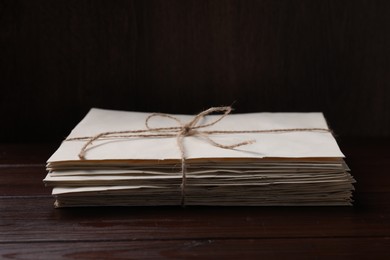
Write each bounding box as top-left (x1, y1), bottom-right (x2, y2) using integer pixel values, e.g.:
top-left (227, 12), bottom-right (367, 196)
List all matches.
top-left (1, 138), bottom-right (390, 259)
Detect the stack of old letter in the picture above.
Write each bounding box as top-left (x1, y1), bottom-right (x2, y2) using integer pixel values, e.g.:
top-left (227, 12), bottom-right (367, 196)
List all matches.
top-left (44, 107), bottom-right (355, 207)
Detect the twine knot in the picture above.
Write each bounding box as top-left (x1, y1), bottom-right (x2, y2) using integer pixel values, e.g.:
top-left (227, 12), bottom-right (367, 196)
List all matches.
top-left (181, 124), bottom-right (195, 136)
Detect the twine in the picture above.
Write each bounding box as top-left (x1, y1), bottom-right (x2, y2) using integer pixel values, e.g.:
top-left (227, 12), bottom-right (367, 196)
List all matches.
top-left (66, 106), bottom-right (331, 206)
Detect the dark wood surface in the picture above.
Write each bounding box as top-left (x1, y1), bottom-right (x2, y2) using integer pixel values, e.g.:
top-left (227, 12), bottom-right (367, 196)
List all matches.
top-left (1, 138), bottom-right (390, 259)
top-left (1, 0), bottom-right (390, 142)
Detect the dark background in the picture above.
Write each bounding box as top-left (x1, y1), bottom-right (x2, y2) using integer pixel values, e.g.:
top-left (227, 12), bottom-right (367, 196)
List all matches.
top-left (1, 0), bottom-right (389, 142)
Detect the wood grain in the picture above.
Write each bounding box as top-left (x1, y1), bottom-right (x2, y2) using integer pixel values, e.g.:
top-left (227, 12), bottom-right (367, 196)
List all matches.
top-left (1, 0), bottom-right (390, 142)
top-left (2, 238), bottom-right (390, 259)
top-left (1, 139), bottom-right (390, 258)
top-left (1, 195), bottom-right (389, 243)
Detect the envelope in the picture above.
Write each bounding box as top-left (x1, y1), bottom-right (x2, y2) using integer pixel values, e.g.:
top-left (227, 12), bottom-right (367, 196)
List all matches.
top-left (47, 108), bottom-right (344, 164)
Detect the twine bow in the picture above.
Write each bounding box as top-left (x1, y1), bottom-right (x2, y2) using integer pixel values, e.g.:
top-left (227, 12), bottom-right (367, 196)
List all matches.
top-left (66, 106), bottom-right (330, 206)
